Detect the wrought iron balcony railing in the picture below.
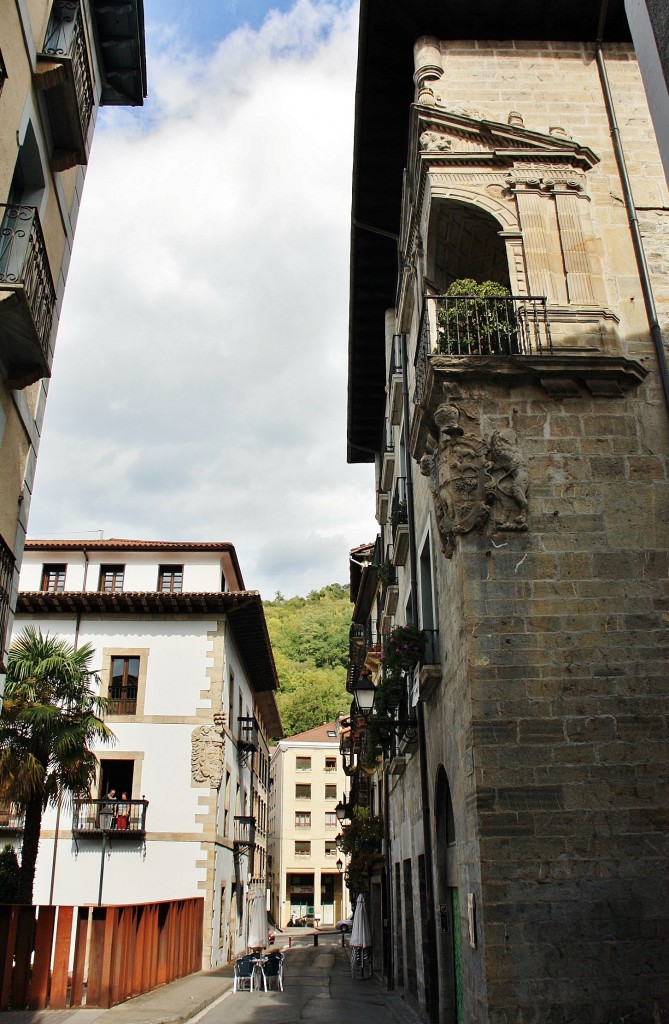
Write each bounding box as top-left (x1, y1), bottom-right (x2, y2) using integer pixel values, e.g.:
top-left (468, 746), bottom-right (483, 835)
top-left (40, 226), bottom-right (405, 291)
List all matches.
top-left (390, 476), bottom-right (408, 542)
top-left (0, 205), bottom-right (55, 387)
top-left (0, 801), bottom-right (25, 833)
top-left (0, 534), bottom-right (15, 664)
top-left (37, 0), bottom-right (93, 168)
top-left (72, 798), bottom-right (148, 837)
top-left (387, 333), bottom-right (402, 390)
top-left (238, 716), bottom-right (259, 752)
top-left (415, 293), bottom-right (552, 404)
top-left (421, 628), bottom-right (440, 666)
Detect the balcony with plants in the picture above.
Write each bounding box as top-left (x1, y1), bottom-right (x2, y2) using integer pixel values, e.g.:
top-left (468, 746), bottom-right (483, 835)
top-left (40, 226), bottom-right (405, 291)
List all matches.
top-left (0, 206), bottom-right (56, 388)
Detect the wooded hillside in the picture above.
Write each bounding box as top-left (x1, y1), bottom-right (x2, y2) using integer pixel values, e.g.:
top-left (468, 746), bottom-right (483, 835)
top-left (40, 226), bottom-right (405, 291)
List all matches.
top-left (264, 584), bottom-right (351, 737)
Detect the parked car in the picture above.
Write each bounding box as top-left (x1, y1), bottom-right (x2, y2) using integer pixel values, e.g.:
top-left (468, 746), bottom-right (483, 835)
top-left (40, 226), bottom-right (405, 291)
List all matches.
top-left (336, 917), bottom-right (353, 933)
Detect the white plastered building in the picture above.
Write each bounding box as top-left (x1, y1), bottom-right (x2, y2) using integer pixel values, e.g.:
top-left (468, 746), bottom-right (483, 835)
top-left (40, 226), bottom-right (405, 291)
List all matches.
top-left (9, 539), bottom-right (282, 968)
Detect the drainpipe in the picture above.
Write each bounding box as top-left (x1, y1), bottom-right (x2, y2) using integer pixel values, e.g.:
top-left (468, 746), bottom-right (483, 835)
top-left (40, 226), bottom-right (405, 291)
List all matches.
top-left (595, 0), bottom-right (669, 419)
top-left (399, 333), bottom-right (439, 1021)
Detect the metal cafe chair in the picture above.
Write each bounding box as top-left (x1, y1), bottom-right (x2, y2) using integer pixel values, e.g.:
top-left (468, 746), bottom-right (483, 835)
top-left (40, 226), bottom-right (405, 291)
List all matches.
top-left (263, 952), bottom-right (284, 991)
top-left (233, 956), bottom-right (254, 992)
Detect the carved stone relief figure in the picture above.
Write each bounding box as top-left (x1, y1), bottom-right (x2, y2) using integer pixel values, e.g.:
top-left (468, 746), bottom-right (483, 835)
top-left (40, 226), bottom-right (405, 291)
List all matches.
top-left (191, 714), bottom-right (226, 787)
top-left (423, 402), bottom-right (529, 556)
top-left (485, 429), bottom-right (529, 530)
top-left (419, 130), bottom-right (452, 153)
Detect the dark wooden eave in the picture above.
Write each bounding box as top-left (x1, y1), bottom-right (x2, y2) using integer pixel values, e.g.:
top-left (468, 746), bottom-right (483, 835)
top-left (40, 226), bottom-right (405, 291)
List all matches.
top-left (347, 0), bottom-right (632, 463)
top-left (91, 0), bottom-right (147, 106)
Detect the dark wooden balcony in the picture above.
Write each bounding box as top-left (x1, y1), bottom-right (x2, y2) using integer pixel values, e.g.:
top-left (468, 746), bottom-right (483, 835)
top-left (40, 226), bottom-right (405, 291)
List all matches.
top-left (72, 798), bottom-right (148, 838)
top-left (0, 205), bottom-right (55, 388)
top-left (35, 0), bottom-right (94, 170)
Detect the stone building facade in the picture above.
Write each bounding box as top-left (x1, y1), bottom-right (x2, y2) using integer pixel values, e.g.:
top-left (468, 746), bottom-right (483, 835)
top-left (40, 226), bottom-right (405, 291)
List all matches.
top-left (346, 2), bottom-right (669, 1023)
top-left (9, 539), bottom-right (281, 968)
top-left (0, 0), bottom-right (146, 675)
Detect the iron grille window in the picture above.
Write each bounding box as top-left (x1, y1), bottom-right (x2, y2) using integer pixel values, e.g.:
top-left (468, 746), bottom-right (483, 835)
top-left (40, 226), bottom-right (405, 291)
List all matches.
top-left (99, 565), bottom-right (124, 593)
top-left (109, 656), bottom-right (139, 714)
top-left (158, 564), bottom-right (183, 593)
top-left (41, 563), bottom-right (66, 593)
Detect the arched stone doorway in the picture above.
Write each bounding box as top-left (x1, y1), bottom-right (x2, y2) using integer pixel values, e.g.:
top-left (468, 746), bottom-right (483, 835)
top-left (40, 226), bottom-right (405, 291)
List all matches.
top-left (435, 765), bottom-right (463, 1024)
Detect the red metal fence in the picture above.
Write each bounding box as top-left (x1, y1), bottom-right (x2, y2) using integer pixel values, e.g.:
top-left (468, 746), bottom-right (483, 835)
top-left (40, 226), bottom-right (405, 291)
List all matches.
top-left (0, 897), bottom-right (204, 1010)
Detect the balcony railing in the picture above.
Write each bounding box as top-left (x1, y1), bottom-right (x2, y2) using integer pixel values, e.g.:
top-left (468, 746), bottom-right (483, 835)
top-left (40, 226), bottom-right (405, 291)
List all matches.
top-left (72, 798), bottom-right (148, 837)
top-left (0, 205), bottom-right (55, 387)
top-left (421, 628), bottom-right (439, 666)
top-left (234, 815), bottom-right (256, 849)
top-left (390, 476), bottom-right (408, 542)
top-left (0, 534), bottom-right (15, 663)
top-left (37, 0), bottom-right (93, 168)
top-left (238, 716), bottom-right (259, 752)
top-left (415, 293), bottom-right (552, 404)
top-left (0, 801), bottom-right (25, 833)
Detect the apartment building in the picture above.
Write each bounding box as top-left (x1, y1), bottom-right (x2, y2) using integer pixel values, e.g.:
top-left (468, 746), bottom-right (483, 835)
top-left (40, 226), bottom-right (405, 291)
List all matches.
top-left (0, 0), bottom-right (146, 674)
top-left (268, 723), bottom-right (349, 930)
top-left (345, 1), bottom-right (669, 1022)
top-left (8, 539), bottom-right (281, 967)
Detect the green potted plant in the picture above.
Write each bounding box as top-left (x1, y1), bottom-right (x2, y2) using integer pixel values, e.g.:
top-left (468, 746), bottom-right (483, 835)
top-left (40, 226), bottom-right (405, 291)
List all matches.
top-left (437, 278), bottom-right (517, 355)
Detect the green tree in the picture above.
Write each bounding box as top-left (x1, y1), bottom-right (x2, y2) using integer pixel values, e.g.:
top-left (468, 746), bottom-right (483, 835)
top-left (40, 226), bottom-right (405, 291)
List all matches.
top-left (0, 628), bottom-right (115, 904)
top-left (264, 584), bottom-right (351, 737)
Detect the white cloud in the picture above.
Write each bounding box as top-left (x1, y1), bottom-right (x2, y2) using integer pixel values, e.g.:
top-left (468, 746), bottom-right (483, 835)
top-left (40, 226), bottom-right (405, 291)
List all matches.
top-left (29, 0), bottom-right (376, 600)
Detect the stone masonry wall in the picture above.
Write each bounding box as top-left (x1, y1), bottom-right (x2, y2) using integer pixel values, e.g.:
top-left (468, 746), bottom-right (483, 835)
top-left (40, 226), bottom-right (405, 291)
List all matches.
top-left (404, 37), bottom-right (669, 1024)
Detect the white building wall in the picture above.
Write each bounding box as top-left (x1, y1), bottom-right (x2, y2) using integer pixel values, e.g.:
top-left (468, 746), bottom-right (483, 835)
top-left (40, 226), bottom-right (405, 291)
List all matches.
top-left (10, 545), bottom-right (277, 968)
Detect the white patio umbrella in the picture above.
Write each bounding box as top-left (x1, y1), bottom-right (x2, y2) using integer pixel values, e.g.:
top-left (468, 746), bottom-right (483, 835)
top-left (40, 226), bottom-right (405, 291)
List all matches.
top-left (350, 893), bottom-right (372, 948)
top-left (247, 885), bottom-right (269, 950)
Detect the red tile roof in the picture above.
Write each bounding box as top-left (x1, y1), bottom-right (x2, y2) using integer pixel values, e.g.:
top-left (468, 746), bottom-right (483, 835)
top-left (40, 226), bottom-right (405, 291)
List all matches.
top-left (282, 722), bottom-right (339, 743)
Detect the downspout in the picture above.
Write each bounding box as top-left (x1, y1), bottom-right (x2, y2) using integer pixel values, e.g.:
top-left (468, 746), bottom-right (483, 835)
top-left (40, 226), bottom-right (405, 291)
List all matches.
top-left (595, 0), bottom-right (669, 418)
top-left (399, 333), bottom-right (439, 1022)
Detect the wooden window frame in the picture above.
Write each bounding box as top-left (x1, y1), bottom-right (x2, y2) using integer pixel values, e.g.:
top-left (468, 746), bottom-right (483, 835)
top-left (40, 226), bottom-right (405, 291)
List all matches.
top-left (157, 564), bottom-right (183, 593)
top-left (100, 648), bottom-right (149, 718)
top-left (295, 811), bottom-right (311, 829)
top-left (98, 564), bottom-right (125, 593)
top-left (41, 563), bottom-right (66, 593)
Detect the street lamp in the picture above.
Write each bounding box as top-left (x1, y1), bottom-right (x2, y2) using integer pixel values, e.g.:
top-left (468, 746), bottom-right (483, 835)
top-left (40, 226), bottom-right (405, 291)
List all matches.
top-left (353, 668), bottom-right (376, 717)
top-left (335, 798), bottom-right (349, 823)
top-left (336, 858), bottom-right (343, 873)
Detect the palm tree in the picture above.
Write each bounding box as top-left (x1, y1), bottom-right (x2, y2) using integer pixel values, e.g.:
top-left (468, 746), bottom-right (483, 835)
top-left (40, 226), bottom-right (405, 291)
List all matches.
top-left (0, 627), bottom-right (115, 904)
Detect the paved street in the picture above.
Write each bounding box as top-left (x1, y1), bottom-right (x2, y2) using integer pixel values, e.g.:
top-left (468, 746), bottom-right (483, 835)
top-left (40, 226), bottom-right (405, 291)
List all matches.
top-left (191, 937), bottom-right (420, 1024)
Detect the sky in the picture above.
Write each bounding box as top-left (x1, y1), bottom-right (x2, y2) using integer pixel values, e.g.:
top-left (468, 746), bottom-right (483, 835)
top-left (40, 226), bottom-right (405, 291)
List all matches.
top-left (28, 0), bottom-right (376, 601)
